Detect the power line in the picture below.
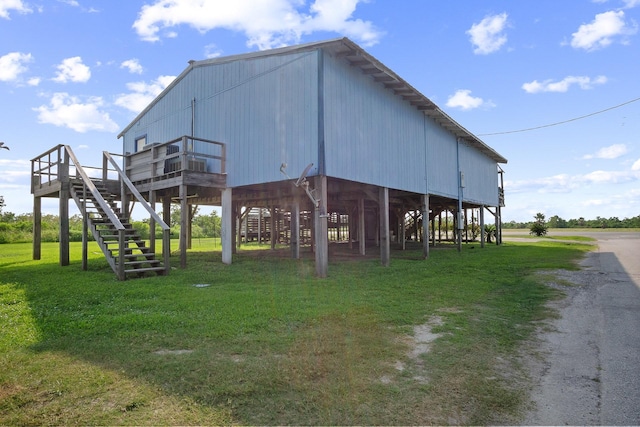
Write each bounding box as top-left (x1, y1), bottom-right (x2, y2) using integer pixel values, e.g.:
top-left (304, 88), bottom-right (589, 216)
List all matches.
top-left (478, 96), bottom-right (640, 136)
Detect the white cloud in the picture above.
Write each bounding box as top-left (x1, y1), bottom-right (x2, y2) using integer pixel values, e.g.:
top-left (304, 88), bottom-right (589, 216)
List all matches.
top-left (446, 89), bottom-right (493, 111)
top-left (114, 75), bottom-right (176, 114)
top-left (466, 12), bottom-right (509, 55)
top-left (34, 92), bottom-right (119, 133)
top-left (53, 56), bottom-right (91, 83)
top-left (623, 0), bottom-right (640, 8)
top-left (570, 10), bottom-right (638, 51)
top-left (583, 169), bottom-right (637, 184)
top-left (204, 43), bottom-right (223, 59)
top-left (583, 143), bottom-right (628, 159)
top-left (522, 75), bottom-right (607, 93)
top-left (507, 167), bottom-right (640, 194)
top-left (0, 51), bottom-right (33, 82)
top-left (0, 0), bottom-right (32, 19)
top-left (631, 158), bottom-right (640, 170)
top-left (132, 0), bottom-right (383, 50)
top-left (0, 159), bottom-right (30, 183)
top-left (121, 58), bottom-right (144, 74)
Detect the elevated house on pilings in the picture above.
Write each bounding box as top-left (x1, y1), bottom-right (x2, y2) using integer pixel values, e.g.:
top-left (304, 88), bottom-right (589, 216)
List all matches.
top-left (31, 37), bottom-right (507, 280)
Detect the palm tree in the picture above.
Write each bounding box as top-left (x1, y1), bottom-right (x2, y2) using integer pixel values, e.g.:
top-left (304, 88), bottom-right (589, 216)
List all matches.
top-left (0, 142), bottom-right (9, 151)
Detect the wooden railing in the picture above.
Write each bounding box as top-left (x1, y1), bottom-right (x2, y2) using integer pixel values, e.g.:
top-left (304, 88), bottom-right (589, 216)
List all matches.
top-left (104, 151), bottom-right (171, 276)
top-left (31, 144), bottom-right (172, 280)
top-left (126, 135), bottom-right (226, 183)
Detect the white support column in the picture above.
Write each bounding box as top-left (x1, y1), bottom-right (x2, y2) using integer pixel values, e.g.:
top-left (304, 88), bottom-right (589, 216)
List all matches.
top-left (221, 188), bottom-right (233, 264)
top-left (379, 187), bottom-right (390, 267)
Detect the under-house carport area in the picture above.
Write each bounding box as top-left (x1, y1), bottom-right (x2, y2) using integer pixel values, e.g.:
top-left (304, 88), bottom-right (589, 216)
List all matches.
top-left (179, 174), bottom-right (504, 273)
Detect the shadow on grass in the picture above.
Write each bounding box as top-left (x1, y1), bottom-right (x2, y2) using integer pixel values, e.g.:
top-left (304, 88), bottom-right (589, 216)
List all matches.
top-left (1, 239), bottom-right (592, 425)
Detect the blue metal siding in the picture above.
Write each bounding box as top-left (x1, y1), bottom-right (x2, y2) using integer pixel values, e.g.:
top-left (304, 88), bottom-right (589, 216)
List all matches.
top-left (425, 118), bottom-right (459, 199)
top-left (459, 142), bottom-right (499, 206)
top-left (323, 53), bottom-right (427, 193)
top-left (122, 51), bottom-right (319, 187)
top-left (121, 43), bottom-right (501, 207)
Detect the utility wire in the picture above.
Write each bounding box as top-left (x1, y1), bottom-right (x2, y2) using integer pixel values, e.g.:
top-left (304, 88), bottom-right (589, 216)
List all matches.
top-left (478, 96), bottom-right (640, 136)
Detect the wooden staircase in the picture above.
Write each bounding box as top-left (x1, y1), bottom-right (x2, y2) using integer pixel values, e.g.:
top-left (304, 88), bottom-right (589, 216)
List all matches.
top-left (69, 179), bottom-right (167, 279)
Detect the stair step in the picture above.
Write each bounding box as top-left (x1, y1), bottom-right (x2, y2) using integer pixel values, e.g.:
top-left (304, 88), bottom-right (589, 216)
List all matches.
top-left (125, 260), bottom-right (161, 266)
top-left (123, 252), bottom-right (156, 259)
top-left (125, 266), bottom-right (166, 274)
top-left (102, 238), bottom-right (145, 243)
top-left (99, 232), bottom-right (139, 239)
top-left (110, 249), bottom-right (152, 256)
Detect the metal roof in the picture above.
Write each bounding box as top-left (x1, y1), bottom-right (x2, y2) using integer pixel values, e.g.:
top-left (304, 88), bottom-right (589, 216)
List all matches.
top-left (118, 37), bottom-right (507, 164)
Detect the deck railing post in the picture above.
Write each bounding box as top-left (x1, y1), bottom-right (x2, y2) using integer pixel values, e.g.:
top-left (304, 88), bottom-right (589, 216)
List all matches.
top-left (102, 154), bottom-right (108, 182)
top-left (181, 136), bottom-right (188, 172)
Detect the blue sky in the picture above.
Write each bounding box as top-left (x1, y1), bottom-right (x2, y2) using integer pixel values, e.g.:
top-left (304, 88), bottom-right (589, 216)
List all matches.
top-left (1, 0), bottom-right (639, 222)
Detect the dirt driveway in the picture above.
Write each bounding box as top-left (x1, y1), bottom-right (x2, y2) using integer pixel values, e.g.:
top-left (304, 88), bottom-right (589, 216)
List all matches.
top-left (515, 231), bottom-right (640, 425)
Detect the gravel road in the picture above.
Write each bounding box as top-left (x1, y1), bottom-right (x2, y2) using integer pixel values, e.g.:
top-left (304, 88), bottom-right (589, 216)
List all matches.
top-left (517, 231), bottom-right (640, 425)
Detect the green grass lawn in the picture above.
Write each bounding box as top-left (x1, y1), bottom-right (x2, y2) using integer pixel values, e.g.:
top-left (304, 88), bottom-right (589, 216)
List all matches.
top-left (0, 238), bottom-right (592, 425)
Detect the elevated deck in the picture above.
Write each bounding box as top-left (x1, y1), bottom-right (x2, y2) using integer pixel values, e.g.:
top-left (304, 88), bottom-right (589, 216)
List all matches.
top-left (126, 136), bottom-right (227, 194)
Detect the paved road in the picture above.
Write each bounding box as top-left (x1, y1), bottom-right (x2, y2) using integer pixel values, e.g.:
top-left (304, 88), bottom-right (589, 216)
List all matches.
top-left (519, 231), bottom-right (640, 425)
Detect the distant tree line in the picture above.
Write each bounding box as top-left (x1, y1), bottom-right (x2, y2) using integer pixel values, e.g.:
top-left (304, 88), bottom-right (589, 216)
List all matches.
top-left (0, 196), bottom-right (221, 244)
top-left (502, 214), bottom-right (640, 229)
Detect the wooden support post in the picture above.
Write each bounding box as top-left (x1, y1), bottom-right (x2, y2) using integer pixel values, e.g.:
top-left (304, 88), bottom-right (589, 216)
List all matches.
top-left (187, 204), bottom-right (193, 249)
top-left (117, 229), bottom-right (125, 281)
top-left (82, 183), bottom-right (88, 271)
top-left (348, 207), bottom-right (355, 250)
top-left (59, 151), bottom-right (70, 267)
top-left (258, 208), bottom-right (263, 245)
top-left (179, 185), bottom-right (188, 268)
top-left (163, 196), bottom-right (171, 227)
top-left (236, 208), bottom-right (242, 249)
top-left (400, 209), bottom-right (406, 250)
top-left (291, 201), bottom-right (300, 259)
top-left (379, 187), bottom-right (390, 267)
top-left (422, 194), bottom-right (430, 259)
top-left (270, 207), bottom-right (277, 250)
top-left (231, 202), bottom-right (237, 254)
top-left (149, 191), bottom-right (156, 254)
top-left (480, 205), bottom-right (485, 248)
top-left (33, 196), bottom-right (41, 260)
top-left (431, 209), bottom-right (436, 247)
top-left (496, 206), bottom-right (502, 245)
top-left (243, 208), bottom-right (248, 244)
top-left (358, 198), bottom-right (365, 256)
top-left (221, 188), bottom-right (233, 264)
top-left (315, 175), bottom-right (328, 278)
top-left (445, 211), bottom-right (449, 241)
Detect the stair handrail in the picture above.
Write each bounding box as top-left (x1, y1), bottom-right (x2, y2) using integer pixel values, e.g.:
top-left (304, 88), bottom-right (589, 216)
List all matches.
top-left (64, 146), bottom-right (125, 231)
top-left (104, 151), bottom-right (171, 276)
top-left (102, 151), bottom-right (170, 231)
